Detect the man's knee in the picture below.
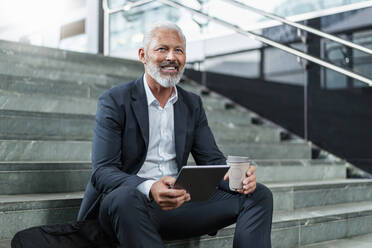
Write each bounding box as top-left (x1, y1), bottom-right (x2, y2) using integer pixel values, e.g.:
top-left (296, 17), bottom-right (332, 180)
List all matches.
top-left (253, 183), bottom-right (273, 211)
top-left (100, 187), bottom-right (147, 217)
top-left (239, 183), bottom-right (273, 213)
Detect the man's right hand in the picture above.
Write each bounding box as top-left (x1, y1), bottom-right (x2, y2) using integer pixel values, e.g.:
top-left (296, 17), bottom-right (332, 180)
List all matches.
top-left (150, 176), bottom-right (191, 211)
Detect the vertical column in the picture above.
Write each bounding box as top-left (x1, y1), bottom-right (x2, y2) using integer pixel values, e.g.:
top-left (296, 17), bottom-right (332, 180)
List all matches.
top-left (259, 46), bottom-right (265, 80)
top-left (345, 33), bottom-right (354, 89)
top-left (305, 17), bottom-right (322, 143)
top-left (98, 0), bottom-right (104, 54)
top-left (86, 0), bottom-right (100, 54)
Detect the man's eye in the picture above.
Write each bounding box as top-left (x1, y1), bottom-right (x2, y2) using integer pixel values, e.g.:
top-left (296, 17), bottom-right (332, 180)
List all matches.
top-left (158, 47), bottom-right (166, 51)
top-left (176, 49), bottom-right (184, 53)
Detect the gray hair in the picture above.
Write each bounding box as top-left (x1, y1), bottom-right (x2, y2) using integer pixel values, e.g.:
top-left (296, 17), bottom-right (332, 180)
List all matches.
top-left (142, 21), bottom-right (186, 51)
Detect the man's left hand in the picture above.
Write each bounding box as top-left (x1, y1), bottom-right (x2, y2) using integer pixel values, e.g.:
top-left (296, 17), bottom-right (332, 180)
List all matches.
top-left (224, 166), bottom-right (256, 194)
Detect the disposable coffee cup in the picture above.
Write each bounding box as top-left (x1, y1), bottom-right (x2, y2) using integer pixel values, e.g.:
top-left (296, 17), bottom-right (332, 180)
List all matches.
top-left (227, 156), bottom-right (256, 191)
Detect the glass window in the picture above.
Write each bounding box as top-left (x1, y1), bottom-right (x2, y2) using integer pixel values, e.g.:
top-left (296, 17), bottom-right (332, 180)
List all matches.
top-left (204, 51), bottom-right (260, 78)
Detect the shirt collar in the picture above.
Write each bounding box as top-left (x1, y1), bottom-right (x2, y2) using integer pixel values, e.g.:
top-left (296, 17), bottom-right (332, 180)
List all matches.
top-left (143, 74), bottom-right (178, 107)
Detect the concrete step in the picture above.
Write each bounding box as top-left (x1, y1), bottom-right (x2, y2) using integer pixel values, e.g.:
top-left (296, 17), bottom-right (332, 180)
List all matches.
top-left (0, 140), bottom-right (91, 162)
top-left (0, 162), bottom-right (91, 194)
top-left (0, 83), bottom-right (227, 115)
top-left (180, 83), bottom-right (241, 112)
top-left (0, 73), bottom-right (110, 100)
top-left (0, 39), bottom-right (143, 78)
top-left (182, 83), bottom-right (285, 143)
top-left (2, 218), bottom-right (372, 248)
top-left (0, 139), bottom-right (310, 162)
top-left (256, 159), bottom-right (346, 183)
top-left (210, 122), bottom-right (281, 143)
top-left (0, 192), bottom-right (82, 240)
top-left (0, 79), bottom-right (281, 142)
top-left (181, 82), bottom-right (279, 127)
top-left (300, 232), bottom-right (372, 248)
top-left (178, 82), bottom-right (203, 95)
top-left (181, 86), bottom-right (250, 114)
top-left (0, 60), bottom-right (134, 89)
top-left (272, 200), bottom-right (372, 247)
top-left (187, 158), bottom-right (346, 182)
top-left (205, 108), bottom-right (253, 126)
top-left (0, 109), bottom-right (280, 143)
top-left (0, 239), bottom-right (10, 248)
top-left (0, 110), bottom-right (94, 141)
top-left (268, 179), bottom-right (372, 211)
top-left (202, 95), bottom-right (238, 111)
top-left (165, 200), bottom-right (372, 248)
top-left (0, 90), bottom-right (97, 115)
top-left (2, 184), bottom-right (372, 242)
top-left (0, 82), bottom-right (249, 114)
top-left (4, 235), bottom-right (372, 248)
top-left (218, 141), bottom-right (311, 159)
top-left (0, 159), bottom-right (345, 195)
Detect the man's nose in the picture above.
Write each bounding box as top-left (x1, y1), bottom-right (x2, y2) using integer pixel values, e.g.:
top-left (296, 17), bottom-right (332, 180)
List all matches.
top-left (166, 51), bottom-right (176, 61)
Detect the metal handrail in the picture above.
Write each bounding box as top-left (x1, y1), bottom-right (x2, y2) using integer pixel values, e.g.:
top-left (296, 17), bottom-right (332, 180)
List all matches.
top-left (159, 0), bottom-right (372, 86)
top-left (102, 0), bottom-right (372, 86)
top-left (221, 0), bottom-right (372, 55)
top-left (102, 0), bottom-right (154, 54)
top-left (102, 0), bottom-right (153, 14)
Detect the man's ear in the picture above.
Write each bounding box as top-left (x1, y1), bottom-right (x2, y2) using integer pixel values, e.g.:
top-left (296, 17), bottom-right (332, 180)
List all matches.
top-left (138, 48), bottom-right (146, 64)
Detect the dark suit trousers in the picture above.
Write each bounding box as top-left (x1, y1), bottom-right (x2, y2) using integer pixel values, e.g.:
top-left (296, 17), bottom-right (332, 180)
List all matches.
top-left (98, 181), bottom-right (273, 248)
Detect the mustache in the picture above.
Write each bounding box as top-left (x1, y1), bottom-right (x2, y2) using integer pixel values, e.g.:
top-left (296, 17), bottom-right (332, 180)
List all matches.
top-left (159, 61), bottom-right (179, 67)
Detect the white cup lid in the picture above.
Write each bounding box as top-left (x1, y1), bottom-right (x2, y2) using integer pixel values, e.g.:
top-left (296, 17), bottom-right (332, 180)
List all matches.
top-left (227, 155), bottom-right (250, 163)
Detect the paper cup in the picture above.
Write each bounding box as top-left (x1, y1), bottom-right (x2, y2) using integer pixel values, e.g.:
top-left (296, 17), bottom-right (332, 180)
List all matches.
top-left (227, 156), bottom-right (256, 191)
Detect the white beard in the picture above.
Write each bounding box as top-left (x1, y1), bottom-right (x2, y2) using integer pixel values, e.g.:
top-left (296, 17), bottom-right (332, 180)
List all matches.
top-left (146, 58), bottom-right (185, 88)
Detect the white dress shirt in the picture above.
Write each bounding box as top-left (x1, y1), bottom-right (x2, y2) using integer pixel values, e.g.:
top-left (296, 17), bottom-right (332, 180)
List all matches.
top-left (136, 75), bottom-right (179, 198)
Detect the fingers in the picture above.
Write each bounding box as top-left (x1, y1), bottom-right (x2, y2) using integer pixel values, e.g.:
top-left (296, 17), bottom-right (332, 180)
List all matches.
top-left (237, 181), bottom-right (256, 195)
top-left (223, 171), bottom-right (229, 181)
top-left (242, 173), bottom-right (256, 185)
top-left (158, 192), bottom-right (191, 210)
top-left (246, 166), bottom-right (256, 177)
top-left (239, 167), bottom-right (257, 195)
top-left (160, 192), bottom-right (190, 206)
top-left (150, 176), bottom-right (191, 211)
top-left (240, 185), bottom-right (255, 195)
top-left (157, 187), bottom-right (189, 208)
top-left (150, 178), bottom-right (182, 203)
top-left (161, 176), bottom-right (176, 187)
top-left (160, 188), bottom-right (187, 198)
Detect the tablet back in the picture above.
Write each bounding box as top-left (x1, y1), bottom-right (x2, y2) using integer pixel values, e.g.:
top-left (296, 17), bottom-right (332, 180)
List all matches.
top-left (174, 165), bottom-right (229, 202)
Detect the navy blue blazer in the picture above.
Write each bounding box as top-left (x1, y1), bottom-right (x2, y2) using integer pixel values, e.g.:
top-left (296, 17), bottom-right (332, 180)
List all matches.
top-left (77, 76), bottom-right (226, 221)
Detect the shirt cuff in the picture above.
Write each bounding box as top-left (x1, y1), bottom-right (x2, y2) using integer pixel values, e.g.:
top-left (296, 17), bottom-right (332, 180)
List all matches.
top-left (137, 179), bottom-right (157, 200)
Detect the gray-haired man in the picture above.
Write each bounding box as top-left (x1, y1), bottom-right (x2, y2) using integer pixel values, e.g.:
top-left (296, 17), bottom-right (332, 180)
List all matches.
top-left (78, 22), bottom-right (273, 248)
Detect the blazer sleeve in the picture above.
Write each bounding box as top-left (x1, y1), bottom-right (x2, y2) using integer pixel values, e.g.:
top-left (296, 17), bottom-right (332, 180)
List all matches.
top-left (90, 91), bottom-right (145, 194)
top-left (191, 96), bottom-right (227, 165)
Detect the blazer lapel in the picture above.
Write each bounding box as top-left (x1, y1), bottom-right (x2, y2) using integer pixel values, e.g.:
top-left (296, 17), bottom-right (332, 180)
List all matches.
top-left (174, 91), bottom-right (189, 169)
top-left (130, 78), bottom-right (188, 168)
top-left (131, 77), bottom-right (149, 149)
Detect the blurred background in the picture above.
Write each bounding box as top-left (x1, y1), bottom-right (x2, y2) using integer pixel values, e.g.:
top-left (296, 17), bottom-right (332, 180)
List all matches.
top-left (0, 0), bottom-right (372, 247)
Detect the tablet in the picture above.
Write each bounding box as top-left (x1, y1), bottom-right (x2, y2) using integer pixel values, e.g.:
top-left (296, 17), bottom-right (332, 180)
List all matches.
top-left (173, 165), bottom-right (229, 202)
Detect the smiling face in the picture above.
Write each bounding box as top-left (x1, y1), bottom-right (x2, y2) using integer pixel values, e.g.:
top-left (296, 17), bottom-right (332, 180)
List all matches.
top-left (139, 27), bottom-right (186, 88)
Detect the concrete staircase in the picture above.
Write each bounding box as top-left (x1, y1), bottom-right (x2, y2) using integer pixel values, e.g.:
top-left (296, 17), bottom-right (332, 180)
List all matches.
top-left (0, 40), bottom-right (372, 248)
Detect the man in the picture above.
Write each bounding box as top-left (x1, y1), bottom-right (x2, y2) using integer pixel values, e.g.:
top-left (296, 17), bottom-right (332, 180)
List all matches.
top-left (78, 22), bottom-right (273, 248)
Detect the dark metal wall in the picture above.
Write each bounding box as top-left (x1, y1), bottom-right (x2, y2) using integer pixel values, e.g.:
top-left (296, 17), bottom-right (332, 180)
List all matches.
top-left (185, 70), bottom-right (305, 136)
top-left (185, 69), bottom-right (372, 173)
